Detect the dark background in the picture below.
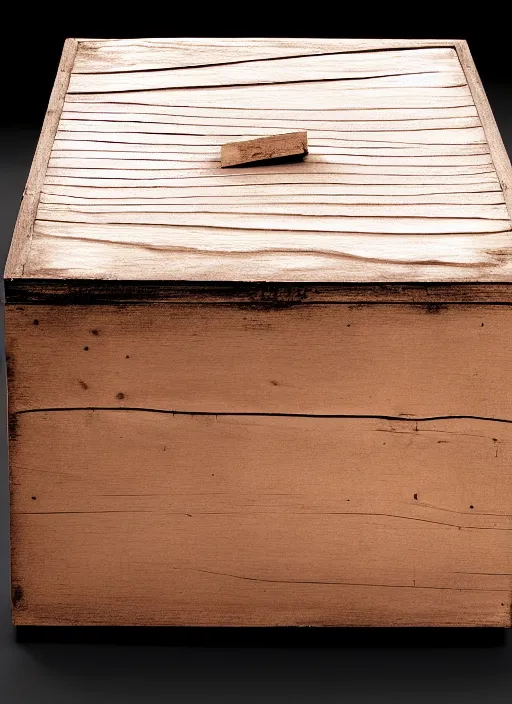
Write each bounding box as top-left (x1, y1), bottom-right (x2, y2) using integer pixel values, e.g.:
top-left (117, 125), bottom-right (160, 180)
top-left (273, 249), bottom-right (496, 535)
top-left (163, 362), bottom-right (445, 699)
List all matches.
top-left (1, 10), bottom-right (512, 700)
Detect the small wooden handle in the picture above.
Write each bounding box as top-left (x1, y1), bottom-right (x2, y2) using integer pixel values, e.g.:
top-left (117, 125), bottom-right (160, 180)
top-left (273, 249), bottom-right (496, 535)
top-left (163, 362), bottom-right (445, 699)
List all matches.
top-left (221, 131), bottom-right (308, 168)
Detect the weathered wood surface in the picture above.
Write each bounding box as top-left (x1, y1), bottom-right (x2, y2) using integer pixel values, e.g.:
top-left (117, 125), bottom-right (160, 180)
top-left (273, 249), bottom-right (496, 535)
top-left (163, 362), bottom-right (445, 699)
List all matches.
top-left (4, 39), bottom-right (78, 280)
top-left (11, 410), bottom-right (512, 626)
top-left (6, 303), bottom-right (512, 626)
top-left (8, 280), bottom-right (512, 304)
top-left (7, 303), bottom-right (512, 417)
top-left (5, 38), bottom-right (512, 285)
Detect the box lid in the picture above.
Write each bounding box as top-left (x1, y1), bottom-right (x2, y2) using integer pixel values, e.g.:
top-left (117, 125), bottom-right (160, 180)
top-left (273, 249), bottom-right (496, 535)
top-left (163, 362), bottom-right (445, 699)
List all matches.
top-left (5, 38), bottom-right (512, 303)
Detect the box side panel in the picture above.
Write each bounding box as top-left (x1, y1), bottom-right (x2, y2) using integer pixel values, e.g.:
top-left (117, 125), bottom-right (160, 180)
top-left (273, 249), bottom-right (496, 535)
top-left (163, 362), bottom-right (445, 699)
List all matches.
top-left (6, 303), bottom-right (512, 626)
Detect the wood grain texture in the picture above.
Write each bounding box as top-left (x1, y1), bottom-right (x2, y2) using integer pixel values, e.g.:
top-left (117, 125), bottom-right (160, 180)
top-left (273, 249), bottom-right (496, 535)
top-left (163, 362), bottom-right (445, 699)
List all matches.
top-left (7, 302), bottom-right (512, 626)
top-left (220, 132), bottom-right (308, 167)
top-left (10, 411), bottom-right (512, 626)
top-left (455, 41), bottom-right (512, 220)
top-left (4, 39), bottom-right (78, 278)
top-left (71, 38), bottom-right (464, 73)
top-left (4, 38), bottom-right (512, 288)
top-left (7, 303), bottom-right (512, 418)
top-left (7, 280), bottom-right (512, 304)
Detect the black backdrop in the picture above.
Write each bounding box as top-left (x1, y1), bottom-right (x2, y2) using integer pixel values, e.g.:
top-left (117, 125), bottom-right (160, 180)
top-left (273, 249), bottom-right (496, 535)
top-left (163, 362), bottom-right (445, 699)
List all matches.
top-left (3, 8), bottom-right (510, 127)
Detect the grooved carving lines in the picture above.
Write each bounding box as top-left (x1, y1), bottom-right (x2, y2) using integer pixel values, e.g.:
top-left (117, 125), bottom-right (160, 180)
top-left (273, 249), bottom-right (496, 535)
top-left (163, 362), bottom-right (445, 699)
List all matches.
top-left (18, 39), bottom-right (512, 280)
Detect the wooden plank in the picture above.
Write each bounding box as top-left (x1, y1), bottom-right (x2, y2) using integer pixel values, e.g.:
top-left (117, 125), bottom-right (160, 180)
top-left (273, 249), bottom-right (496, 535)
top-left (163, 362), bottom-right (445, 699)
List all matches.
top-left (59, 110), bottom-right (483, 132)
top-left (72, 38), bottom-right (462, 74)
top-left (44, 151), bottom-right (494, 166)
top-left (53, 130), bottom-right (489, 147)
top-left (10, 409), bottom-right (512, 626)
top-left (5, 280), bottom-right (512, 304)
top-left (7, 303), bottom-right (512, 418)
top-left (42, 179), bottom-right (503, 196)
top-left (69, 48), bottom-right (462, 93)
top-left (4, 39), bottom-right (78, 279)
top-left (221, 132), bottom-right (308, 167)
top-left (33, 211), bottom-right (511, 234)
top-left (64, 84), bottom-right (475, 110)
top-left (46, 157), bottom-right (497, 175)
top-left (22, 229), bottom-right (512, 282)
top-left (38, 201), bottom-right (508, 214)
top-left (220, 131), bottom-right (307, 168)
top-left (45, 167), bottom-right (499, 185)
top-left (38, 180), bottom-right (500, 198)
top-left (36, 203), bottom-right (508, 220)
top-left (61, 101), bottom-right (480, 121)
top-left (455, 41), bottom-right (512, 220)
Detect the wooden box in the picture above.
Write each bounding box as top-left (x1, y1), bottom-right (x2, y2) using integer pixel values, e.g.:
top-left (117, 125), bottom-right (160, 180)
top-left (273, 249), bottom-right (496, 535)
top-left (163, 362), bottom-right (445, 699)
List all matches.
top-left (5, 38), bottom-right (512, 627)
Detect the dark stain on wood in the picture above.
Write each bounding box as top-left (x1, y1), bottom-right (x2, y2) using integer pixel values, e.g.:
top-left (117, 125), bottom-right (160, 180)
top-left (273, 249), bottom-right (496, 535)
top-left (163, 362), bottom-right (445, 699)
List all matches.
top-left (6, 280), bottom-right (512, 305)
top-left (237, 301), bottom-right (302, 311)
top-left (78, 380), bottom-right (88, 390)
top-left (6, 352), bottom-right (15, 383)
top-left (424, 303), bottom-right (449, 314)
top-left (11, 584), bottom-right (24, 609)
top-left (8, 413), bottom-right (18, 442)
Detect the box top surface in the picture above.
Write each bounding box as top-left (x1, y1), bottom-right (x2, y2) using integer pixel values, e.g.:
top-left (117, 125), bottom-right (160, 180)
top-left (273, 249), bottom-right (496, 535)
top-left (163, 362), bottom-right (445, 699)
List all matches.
top-left (5, 38), bottom-right (512, 293)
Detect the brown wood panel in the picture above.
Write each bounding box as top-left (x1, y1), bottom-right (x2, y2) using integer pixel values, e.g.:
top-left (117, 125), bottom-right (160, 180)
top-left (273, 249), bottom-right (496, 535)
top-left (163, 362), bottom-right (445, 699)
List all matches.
top-left (6, 303), bottom-right (512, 418)
top-left (10, 410), bottom-right (512, 626)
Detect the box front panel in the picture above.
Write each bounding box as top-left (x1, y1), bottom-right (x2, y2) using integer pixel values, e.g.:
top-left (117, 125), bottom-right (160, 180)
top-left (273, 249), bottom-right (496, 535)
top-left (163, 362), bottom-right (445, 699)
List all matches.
top-left (6, 303), bottom-right (512, 625)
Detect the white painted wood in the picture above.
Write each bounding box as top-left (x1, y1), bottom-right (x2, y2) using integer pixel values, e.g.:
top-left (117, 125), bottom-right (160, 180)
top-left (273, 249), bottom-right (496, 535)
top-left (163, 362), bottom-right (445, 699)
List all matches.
top-left (69, 48), bottom-right (462, 93)
top-left (72, 38), bottom-right (465, 73)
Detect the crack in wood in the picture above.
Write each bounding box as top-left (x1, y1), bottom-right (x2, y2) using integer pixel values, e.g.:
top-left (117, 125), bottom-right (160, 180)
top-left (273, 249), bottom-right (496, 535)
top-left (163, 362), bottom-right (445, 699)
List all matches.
top-left (14, 508), bottom-right (511, 530)
top-left (15, 407), bottom-right (512, 424)
top-left (179, 567), bottom-right (510, 592)
top-left (68, 72), bottom-right (462, 96)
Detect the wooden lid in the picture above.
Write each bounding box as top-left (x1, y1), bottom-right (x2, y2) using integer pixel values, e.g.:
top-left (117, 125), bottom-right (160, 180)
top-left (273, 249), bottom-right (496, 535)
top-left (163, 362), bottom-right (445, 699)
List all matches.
top-left (5, 38), bottom-right (512, 301)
